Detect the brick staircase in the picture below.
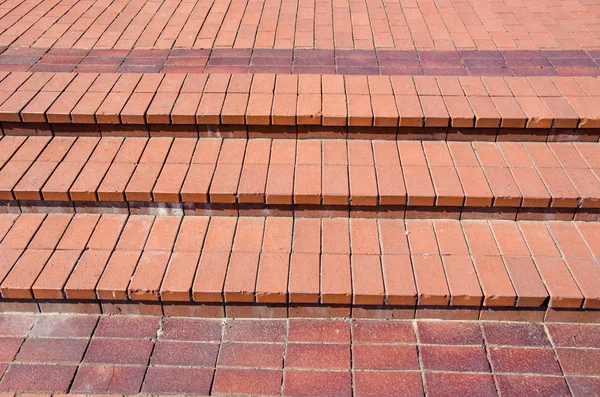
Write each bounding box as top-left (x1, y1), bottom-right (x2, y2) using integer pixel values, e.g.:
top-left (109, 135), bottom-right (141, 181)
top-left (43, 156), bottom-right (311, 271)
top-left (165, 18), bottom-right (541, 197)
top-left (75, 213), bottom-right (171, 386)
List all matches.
top-left (0, 71), bottom-right (599, 323)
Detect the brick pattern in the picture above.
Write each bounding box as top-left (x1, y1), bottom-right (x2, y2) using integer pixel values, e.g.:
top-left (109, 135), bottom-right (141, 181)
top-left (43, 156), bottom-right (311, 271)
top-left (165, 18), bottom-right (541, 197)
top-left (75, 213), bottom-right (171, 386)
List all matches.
top-left (0, 315), bottom-right (597, 396)
top-left (0, 73), bottom-right (597, 130)
top-left (0, 213), bottom-right (599, 315)
top-left (3, 48), bottom-right (600, 76)
top-left (2, 136), bottom-right (600, 218)
top-left (0, 0), bottom-right (599, 52)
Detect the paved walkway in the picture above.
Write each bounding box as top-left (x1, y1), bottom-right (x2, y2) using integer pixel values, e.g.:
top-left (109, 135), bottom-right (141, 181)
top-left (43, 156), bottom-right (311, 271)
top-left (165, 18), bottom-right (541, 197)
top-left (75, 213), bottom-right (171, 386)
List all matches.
top-left (0, 0), bottom-right (599, 51)
top-left (0, 313), bottom-right (598, 396)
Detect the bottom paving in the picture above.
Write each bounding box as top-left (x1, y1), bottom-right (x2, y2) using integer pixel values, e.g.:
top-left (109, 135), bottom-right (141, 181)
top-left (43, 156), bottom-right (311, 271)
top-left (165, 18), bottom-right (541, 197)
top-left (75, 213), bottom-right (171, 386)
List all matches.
top-left (0, 313), bottom-right (598, 396)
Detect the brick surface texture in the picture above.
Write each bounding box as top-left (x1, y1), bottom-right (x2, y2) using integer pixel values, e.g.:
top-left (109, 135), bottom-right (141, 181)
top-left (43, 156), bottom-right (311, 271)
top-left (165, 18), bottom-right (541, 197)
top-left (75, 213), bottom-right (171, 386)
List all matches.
top-left (0, 314), bottom-right (595, 396)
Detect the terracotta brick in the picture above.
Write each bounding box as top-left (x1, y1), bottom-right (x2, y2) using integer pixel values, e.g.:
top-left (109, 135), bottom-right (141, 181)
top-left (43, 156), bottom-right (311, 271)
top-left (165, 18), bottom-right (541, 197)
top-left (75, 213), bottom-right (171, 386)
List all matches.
top-left (515, 96), bottom-right (553, 128)
top-left (289, 253), bottom-right (319, 303)
top-left (246, 93), bottom-right (272, 125)
top-left (442, 255), bottom-right (483, 306)
top-left (532, 257), bottom-right (583, 308)
top-left (1, 249), bottom-right (52, 299)
top-left (255, 252), bottom-right (289, 303)
top-left (95, 250), bottom-right (142, 300)
top-left (27, 214), bottom-right (71, 250)
top-left (395, 95), bottom-right (424, 127)
top-left (492, 96), bottom-right (527, 128)
top-left (419, 96), bottom-right (449, 127)
top-left (32, 249), bottom-right (82, 299)
top-left (63, 250), bottom-right (112, 300)
top-left (0, 214), bottom-right (45, 250)
top-left (471, 255), bottom-right (516, 306)
top-left (444, 96), bottom-right (475, 127)
top-left (321, 92), bottom-right (346, 126)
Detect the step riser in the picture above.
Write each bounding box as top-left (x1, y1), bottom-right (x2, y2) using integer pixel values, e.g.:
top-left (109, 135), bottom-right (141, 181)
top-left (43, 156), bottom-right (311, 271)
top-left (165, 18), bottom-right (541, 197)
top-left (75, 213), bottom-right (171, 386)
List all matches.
top-left (3, 123), bottom-right (600, 142)
top-left (1, 299), bottom-right (599, 323)
top-left (3, 201), bottom-right (600, 221)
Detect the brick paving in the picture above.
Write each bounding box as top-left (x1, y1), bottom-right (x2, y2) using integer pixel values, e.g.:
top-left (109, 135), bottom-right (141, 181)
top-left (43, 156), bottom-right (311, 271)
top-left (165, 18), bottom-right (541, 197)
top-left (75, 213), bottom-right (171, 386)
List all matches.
top-left (4, 48), bottom-right (600, 75)
top-left (2, 137), bottom-right (600, 219)
top-left (0, 73), bottom-right (598, 132)
top-left (0, 213), bottom-right (598, 319)
top-left (0, 0), bottom-right (599, 52)
top-left (0, 314), bottom-right (597, 395)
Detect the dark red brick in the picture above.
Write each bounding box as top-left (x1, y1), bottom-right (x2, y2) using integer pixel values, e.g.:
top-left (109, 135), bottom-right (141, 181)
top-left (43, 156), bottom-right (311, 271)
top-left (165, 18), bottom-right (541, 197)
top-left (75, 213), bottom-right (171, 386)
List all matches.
top-left (417, 321), bottom-right (483, 345)
top-left (16, 338), bottom-right (88, 364)
top-left (150, 341), bottom-right (219, 367)
top-left (71, 365), bottom-right (146, 394)
top-left (420, 345), bottom-right (490, 372)
top-left (29, 315), bottom-right (97, 338)
top-left (141, 367), bottom-right (213, 394)
top-left (352, 344), bottom-right (419, 370)
top-left (556, 348), bottom-right (600, 375)
top-left (223, 319), bottom-right (286, 342)
top-left (212, 368), bottom-right (282, 396)
top-left (567, 377), bottom-right (600, 397)
top-left (0, 315), bottom-right (36, 337)
top-left (352, 320), bottom-right (416, 343)
top-left (84, 339), bottom-right (153, 365)
top-left (495, 375), bottom-right (570, 397)
top-left (482, 323), bottom-right (550, 346)
top-left (159, 318), bottom-right (222, 341)
top-left (0, 338), bottom-right (23, 362)
top-left (288, 319), bottom-right (350, 343)
top-left (217, 342), bottom-right (284, 368)
top-left (0, 364), bottom-right (77, 392)
top-left (424, 373), bottom-right (496, 397)
top-left (546, 324), bottom-right (600, 347)
top-left (353, 371), bottom-right (424, 397)
top-left (489, 347), bottom-right (561, 374)
top-left (285, 343), bottom-right (350, 370)
top-left (93, 316), bottom-right (160, 339)
top-left (284, 370), bottom-right (351, 397)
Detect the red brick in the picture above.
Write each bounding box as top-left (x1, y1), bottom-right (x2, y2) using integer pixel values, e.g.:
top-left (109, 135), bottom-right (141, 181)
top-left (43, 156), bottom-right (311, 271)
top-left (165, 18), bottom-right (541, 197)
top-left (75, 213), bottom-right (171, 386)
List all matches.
top-left (284, 370), bottom-right (351, 397)
top-left (71, 365), bottom-right (146, 394)
top-left (0, 364), bottom-right (77, 392)
top-left (421, 345), bottom-right (490, 372)
top-left (151, 340), bottom-right (218, 366)
top-left (353, 344), bottom-right (419, 370)
top-left (141, 367), bottom-right (213, 395)
top-left (285, 343), bottom-right (350, 370)
top-left (495, 375), bottom-right (570, 397)
top-left (489, 346), bottom-right (561, 374)
top-left (16, 338), bottom-right (88, 363)
top-left (212, 368), bottom-right (282, 396)
top-left (84, 339), bottom-right (153, 365)
top-left (217, 342), bottom-right (284, 368)
top-left (223, 319), bottom-right (286, 342)
top-left (425, 373), bottom-right (496, 397)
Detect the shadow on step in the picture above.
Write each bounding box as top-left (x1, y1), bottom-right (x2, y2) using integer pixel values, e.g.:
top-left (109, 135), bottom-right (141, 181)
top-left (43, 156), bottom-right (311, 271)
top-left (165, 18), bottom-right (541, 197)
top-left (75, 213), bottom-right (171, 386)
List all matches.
top-left (5, 200), bottom-right (600, 221)
top-left (2, 299), bottom-right (600, 323)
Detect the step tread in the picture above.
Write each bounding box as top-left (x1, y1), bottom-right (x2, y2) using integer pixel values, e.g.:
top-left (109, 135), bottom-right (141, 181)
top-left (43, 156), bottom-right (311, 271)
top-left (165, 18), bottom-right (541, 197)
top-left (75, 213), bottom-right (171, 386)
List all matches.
top-left (0, 72), bottom-right (599, 130)
top-left (0, 213), bottom-right (599, 311)
top-left (1, 136), bottom-right (600, 216)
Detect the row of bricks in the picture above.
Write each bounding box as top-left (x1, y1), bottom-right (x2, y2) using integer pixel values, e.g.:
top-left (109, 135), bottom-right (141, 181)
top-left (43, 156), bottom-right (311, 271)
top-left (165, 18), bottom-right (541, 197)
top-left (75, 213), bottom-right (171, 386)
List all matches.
top-left (0, 319), bottom-right (597, 395)
top-left (0, 213), bottom-right (599, 309)
top-left (2, 135), bottom-right (600, 210)
top-left (9, 48), bottom-right (600, 76)
top-left (1, 72), bottom-right (600, 128)
top-left (0, 0), bottom-right (599, 52)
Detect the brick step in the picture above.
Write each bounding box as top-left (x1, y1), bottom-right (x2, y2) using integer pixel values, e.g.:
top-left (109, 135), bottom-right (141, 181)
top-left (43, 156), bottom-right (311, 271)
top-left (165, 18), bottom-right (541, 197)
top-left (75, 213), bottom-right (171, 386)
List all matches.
top-left (0, 72), bottom-right (599, 139)
top-left (1, 135), bottom-right (600, 220)
top-left (0, 213), bottom-right (599, 322)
